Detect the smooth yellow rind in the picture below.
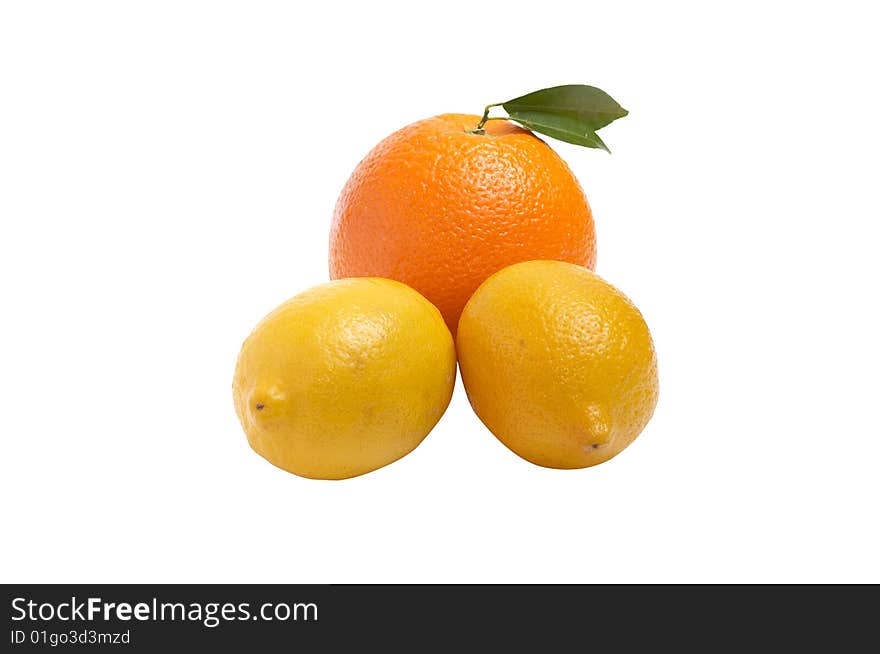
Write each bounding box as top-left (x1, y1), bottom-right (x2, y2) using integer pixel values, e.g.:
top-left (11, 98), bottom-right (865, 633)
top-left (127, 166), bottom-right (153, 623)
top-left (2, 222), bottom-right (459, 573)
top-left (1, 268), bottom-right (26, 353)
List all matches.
top-left (233, 278), bottom-right (456, 480)
top-left (457, 260), bottom-right (658, 469)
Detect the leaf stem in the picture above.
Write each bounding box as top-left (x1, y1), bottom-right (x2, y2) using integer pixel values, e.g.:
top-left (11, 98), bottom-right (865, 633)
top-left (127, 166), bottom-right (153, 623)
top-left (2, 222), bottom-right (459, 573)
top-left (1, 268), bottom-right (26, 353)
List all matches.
top-left (470, 103), bottom-right (504, 134)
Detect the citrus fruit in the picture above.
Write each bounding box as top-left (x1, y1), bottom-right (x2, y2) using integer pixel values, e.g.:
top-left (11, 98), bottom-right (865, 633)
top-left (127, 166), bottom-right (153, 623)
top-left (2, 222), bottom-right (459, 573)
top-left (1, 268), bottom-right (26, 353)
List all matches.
top-left (329, 114), bottom-right (596, 334)
top-left (456, 260), bottom-right (658, 469)
top-left (232, 278), bottom-right (456, 480)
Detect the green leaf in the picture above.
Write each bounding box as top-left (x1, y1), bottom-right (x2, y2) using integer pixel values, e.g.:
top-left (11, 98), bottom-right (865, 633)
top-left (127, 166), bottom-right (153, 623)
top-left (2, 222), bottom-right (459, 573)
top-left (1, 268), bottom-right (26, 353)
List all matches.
top-left (506, 111), bottom-right (611, 152)
top-left (497, 84), bottom-right (627, 151)
top-left (502, 84), bottom-right (628, 131)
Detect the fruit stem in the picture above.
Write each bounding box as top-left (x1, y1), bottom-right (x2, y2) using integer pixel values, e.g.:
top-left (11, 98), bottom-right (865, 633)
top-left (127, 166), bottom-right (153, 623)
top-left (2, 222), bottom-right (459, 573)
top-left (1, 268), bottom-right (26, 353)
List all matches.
top-left (469, 103), bottom-right (504, 135)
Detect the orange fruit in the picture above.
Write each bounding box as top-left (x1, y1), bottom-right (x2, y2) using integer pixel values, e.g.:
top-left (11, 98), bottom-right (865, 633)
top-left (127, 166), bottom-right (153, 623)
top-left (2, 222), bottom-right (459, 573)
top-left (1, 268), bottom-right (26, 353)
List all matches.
top-left (329, 114), bottom-right (596, 334)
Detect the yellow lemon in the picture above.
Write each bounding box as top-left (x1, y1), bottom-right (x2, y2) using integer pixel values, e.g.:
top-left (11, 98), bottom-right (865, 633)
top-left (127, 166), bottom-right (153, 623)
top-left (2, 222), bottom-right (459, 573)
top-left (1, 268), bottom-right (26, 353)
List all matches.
top-left (457, 260), bottom-right (658, 469)
top-left (233, 278), bottom-right (456, 480)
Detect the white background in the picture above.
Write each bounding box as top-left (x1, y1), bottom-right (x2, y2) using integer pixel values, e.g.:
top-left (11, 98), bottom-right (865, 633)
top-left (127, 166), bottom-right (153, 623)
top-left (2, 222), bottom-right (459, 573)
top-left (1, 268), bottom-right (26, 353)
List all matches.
top-left (2, 1), bottom-right (878, 583)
